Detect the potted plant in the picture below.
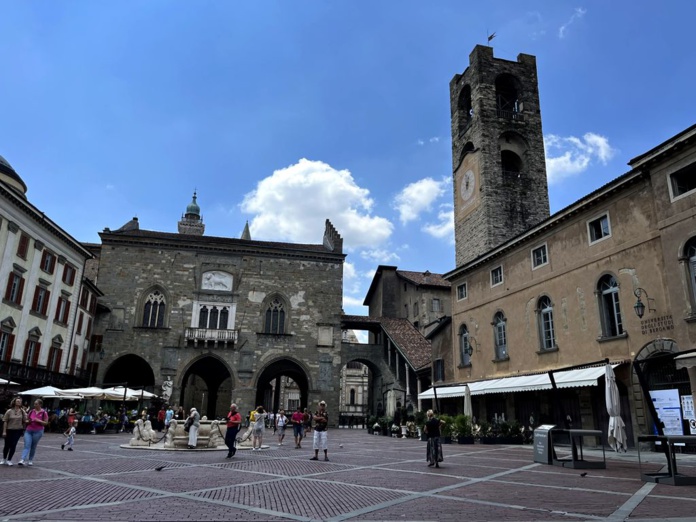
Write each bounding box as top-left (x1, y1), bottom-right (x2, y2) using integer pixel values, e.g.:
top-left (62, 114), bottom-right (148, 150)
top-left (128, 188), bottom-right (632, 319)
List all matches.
top-left (390, 423), bottom-right (401, 437)
top-left (440, 414), bottom-right (453, 444)
top-left (476, 420), bottom-right (494, 444)
top-left (454, 414), bottom-right (474, 444)
top-left (414, 411), bottom-right (427, 441)
top-left (367, 416), bottom-right (377, 435)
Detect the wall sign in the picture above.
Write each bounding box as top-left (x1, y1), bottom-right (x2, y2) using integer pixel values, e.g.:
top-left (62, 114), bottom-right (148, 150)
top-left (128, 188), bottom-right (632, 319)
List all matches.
top-left (640, 315), bottom-right (674, 335)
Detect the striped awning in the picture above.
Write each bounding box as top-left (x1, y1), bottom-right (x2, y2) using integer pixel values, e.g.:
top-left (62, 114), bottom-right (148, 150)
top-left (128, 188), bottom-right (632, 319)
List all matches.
top-left (418, 365), bottom-right (618, 399)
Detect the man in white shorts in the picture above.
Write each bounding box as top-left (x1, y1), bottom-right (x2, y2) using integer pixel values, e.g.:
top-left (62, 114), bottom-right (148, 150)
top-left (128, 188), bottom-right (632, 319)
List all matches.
top-left (309, 401), bottom-right (329, 461)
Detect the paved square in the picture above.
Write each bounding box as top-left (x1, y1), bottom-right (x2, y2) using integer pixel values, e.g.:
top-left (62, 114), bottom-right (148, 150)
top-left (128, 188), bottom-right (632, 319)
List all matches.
top-left (1, 430), bottom-right (695, 521)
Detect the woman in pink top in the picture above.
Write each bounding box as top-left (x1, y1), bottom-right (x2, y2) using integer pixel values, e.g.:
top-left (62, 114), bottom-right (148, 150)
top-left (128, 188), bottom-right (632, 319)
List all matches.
top-left (18, 399), bottom-right (48, 466)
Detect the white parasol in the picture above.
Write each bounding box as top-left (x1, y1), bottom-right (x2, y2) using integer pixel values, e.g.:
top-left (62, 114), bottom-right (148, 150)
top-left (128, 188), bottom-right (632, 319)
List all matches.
top-left (463, 384), bottom-right (473, 418)
top-left (605, 364), bottom-right (627, 452)
top-left (21, 385), bottom-right (70, 398)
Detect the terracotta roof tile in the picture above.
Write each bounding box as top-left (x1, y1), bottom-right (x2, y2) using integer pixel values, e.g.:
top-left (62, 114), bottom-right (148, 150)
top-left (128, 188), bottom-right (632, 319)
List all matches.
top-left (340, 315), bottom-right (432, 371)
top-left (397, 270), bottom-right (450, 288)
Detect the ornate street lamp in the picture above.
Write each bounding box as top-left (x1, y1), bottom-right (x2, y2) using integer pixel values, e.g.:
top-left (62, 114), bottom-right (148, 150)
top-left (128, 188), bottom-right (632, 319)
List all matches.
top-left (633, 288), bottom-right (655, 319)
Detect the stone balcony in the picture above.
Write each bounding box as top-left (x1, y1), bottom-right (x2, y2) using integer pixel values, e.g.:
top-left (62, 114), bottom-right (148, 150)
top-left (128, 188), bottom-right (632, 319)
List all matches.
top-left (184, 327), bottom-right (238, 347)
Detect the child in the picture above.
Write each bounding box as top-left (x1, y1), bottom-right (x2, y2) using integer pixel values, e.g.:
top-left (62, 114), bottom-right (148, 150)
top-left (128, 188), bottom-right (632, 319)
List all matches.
top-left (62, 421), bottom-right (77, 451)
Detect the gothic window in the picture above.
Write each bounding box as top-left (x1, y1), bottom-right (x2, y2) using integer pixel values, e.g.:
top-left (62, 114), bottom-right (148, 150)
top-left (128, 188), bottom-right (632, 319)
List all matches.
top-left (264, 298), bottom-right (285, 334)
top-left (197, 305), bottom-right (230, 330)
top-left (684, 238), bottom-right (696, 306)
top-left (537, 296), bottom-right (556, 351)
top-left (142, 290), bottom-right (166, 328)
top-left (493, 312), bottom-right (507, 360)
top-left (459, 324), bottom-right (471, 366)
top-left (598, 275), bottom-right (624, 338)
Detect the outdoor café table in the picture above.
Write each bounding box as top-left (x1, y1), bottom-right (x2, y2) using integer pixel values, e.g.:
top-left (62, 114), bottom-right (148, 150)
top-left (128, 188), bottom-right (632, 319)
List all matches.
top-left (638, 434), bottom-right (696, 486)
top-left (550, 428), bottom-right (606, 469)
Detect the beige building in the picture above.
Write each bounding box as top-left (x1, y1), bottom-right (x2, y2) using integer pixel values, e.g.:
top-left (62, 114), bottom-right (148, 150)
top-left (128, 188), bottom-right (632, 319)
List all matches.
top-left (419, 45), bottom-right (696, 446)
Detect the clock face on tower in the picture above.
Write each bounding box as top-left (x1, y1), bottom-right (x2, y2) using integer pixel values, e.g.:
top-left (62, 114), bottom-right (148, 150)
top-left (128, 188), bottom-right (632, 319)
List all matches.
top-left (460, 170), bottom-right (476, 203)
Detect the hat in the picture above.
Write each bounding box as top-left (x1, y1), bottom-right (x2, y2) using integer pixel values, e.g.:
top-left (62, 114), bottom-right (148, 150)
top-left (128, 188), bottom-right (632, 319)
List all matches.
top-left (319, 401), bottom-right (326, 406)
top-left (190, 407), bottom-right (197, 412)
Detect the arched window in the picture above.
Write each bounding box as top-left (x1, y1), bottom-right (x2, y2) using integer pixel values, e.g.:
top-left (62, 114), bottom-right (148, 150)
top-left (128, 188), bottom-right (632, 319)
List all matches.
top-left (493, 312), bottom-right (507, 360)
top-left (458, 84), bottom-right (473, 128)
top-left (495, 74), bottom-right (521, 120)
top-left (459, 324), bottom-right (471, 366)
top-left (264, 298), bottom-right (286, 334)
top-left (349, 389), bottom-right (356, 406)
top-left (598, 275), bottom-right (624, 337)
top-left (685, 238), bottom-right (696, 307)
top-left (537, 296), bottom-right (556, 351)
top-left (142, 290), bottom-right (166, 328)
top-left (501, 150), bottom-right (522, 175)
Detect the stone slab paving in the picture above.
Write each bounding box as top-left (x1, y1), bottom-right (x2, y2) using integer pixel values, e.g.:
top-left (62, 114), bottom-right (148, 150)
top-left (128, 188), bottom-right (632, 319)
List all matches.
top-left (1, 430), bottom-right (695, 521)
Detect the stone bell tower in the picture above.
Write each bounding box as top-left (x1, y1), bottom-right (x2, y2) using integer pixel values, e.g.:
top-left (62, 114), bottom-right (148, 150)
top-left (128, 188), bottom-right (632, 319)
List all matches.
top-left (451, 45), bottom-right (550, 266)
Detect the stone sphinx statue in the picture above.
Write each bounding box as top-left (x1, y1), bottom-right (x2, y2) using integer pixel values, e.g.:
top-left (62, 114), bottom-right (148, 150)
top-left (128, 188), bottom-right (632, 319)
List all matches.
top-left (129, 419), bottom-right (158, 446)
top-left (208, 420), bottom-right (225, 448)
top-left (164, 419), bottom-right (177, 448)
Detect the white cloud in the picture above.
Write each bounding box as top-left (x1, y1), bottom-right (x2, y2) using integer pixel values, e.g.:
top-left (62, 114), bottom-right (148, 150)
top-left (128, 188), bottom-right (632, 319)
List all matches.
top-left (360, 248), bottom-right (400, 264)
top-left (422, 206), bottom-right (454, 244)
top-left (241, 159), bottom-right (393, 248)
top-left (544, 132), bottom-right (616, 184)
top-left (417, 139), bottom-right (425, 146)
top-left (558, 7), bottom-right (586, 39)
top-left (343, 296), bottom-right (365, 308)
top-left (429, 136), bottom-right (440, 143)
top-left (106, 184), bottom-right (115, 190)
top-left (393, 177), bottom-right (449, 224)
top-left (364, 268), bottom-right (376, 280)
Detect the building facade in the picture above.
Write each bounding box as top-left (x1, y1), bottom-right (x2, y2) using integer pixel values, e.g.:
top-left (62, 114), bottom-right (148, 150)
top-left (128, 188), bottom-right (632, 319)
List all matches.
top-left (422, 45), bottom-right (696, 445)
top-left (0, 155), bottom-right (97, 394)
top-left (91, 196), bottom-right (346, 419)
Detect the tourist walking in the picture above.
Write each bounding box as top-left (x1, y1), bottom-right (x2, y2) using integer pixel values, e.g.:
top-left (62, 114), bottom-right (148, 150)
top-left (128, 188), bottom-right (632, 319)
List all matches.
top-left (2, 397), bottom-right (27, 466)
top-left (251, 406), bottom-right (267, 451)
top-left (275, 409), bottom-right (288, 446)
top-left (310, 401), bottom-right (329, 461)
top-left (186, 407), bottom-right (200, 449)
top-left (164, 404), bottom-right (174, 432)
top-left (19, 399), bottom-right (49, 466)
top-left (424, 409), bottom-right (444, 468)
top-left (291, 405), bottom-right (304, 449)
top-left (224, 403), bottom-right (242, 458)
top-left (62, 421), bottom-right (77, 451)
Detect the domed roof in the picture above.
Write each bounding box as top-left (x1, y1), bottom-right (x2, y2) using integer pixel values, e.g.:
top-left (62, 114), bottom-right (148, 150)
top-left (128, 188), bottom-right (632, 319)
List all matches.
top-left (186, 191), bottom-right (201, 216)
top-left (0, 154), bottom-right (28, 197)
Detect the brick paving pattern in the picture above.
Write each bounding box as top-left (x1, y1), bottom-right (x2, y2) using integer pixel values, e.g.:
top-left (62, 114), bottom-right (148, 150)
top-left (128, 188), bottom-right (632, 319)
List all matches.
top-left (0, 430), bottom-right (695, 521)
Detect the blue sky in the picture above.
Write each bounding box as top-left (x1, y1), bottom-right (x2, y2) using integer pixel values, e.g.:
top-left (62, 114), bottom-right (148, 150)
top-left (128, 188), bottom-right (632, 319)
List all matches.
top-left (1, 1), bottom-right (694, 317)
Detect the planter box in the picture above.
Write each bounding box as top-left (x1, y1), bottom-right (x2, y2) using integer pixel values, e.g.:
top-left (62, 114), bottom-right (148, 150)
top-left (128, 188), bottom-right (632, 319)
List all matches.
top-left (457, 436), bottom-right (475, 444)
top-left (442, 436), bottom-right (452, 444)
top-left (480, 436), bottom-right (523, 444)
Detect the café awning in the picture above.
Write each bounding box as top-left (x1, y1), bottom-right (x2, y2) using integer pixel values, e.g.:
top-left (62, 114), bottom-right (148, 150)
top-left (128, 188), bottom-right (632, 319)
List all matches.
top-left (675, 352), bottom-right (696, 370)
top-left (419, 365), bottom-right (618, 399)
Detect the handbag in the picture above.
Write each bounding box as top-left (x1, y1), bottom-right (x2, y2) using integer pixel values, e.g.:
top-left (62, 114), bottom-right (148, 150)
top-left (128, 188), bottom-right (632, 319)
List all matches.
top-left (184, 417), bottom-right (193, 433)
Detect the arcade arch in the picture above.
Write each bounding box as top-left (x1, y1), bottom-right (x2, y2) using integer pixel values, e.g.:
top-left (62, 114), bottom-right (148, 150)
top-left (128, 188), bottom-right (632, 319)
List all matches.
top-left (179, 355), bottom-right (233, 419)
top-left (103, 354), bottom-right (155, 391)
top-left (254, 358), bottom-right (310, 414)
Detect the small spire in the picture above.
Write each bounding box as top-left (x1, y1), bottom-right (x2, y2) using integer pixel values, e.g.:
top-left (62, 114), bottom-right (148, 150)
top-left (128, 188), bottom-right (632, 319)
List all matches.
top-left (241, 221), bottom-right (251, 240)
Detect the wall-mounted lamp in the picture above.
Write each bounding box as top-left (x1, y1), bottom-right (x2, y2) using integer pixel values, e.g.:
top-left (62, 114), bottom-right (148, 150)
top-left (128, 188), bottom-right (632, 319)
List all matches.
top-left (464, 337), bottom-right (480, 357)
top-left (633, 288), bottom-right (655, 319)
